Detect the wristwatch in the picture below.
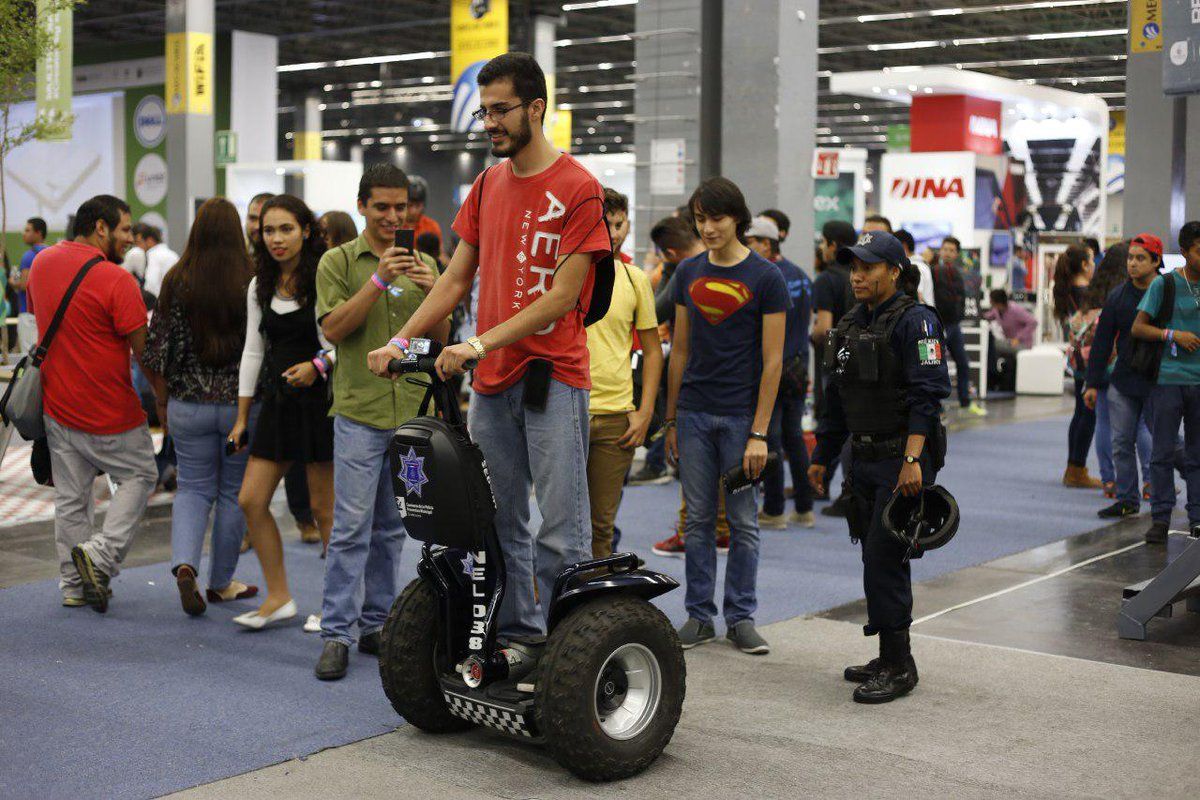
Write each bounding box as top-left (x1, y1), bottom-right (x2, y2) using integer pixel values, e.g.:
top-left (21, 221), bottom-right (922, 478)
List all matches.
top-left (749, 431), bottom-right (768, 442)
top-left (904, 455), bottom-right (920, 464)
top-left (466, 335), bottom-right (487, 361)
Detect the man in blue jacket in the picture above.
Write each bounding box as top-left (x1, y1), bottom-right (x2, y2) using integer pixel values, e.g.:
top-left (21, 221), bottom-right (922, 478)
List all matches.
top-left (1084, 237), bottom-right (1160, 520)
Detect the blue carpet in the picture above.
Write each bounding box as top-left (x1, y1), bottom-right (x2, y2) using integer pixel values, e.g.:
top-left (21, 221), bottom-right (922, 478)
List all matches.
top-left (0, 414), bottom-right (1108, 799)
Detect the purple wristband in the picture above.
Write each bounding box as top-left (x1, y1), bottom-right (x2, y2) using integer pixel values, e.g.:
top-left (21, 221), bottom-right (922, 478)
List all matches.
top-left (1167, 329), bottom-right (1175, 343)
top-left (312, 356), bottom-right (329, 379)
top-left (370, 272), bottom-right (389, 291)
top-left (389, 337), bottom-right (409, 351)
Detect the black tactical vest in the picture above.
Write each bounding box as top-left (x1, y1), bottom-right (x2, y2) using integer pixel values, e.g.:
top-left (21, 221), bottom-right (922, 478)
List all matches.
top-left (824, 293), bottom-right (914, 436)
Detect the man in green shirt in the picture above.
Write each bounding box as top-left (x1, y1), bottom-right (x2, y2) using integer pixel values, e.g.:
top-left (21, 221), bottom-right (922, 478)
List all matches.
top-left (313, 164), bottom-right (449, 680)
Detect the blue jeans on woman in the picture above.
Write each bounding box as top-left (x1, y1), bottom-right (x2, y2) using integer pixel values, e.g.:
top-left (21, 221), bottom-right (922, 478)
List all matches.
top-left (1069, 376), bottom-right (1096, 466)
top-left (677, 408), bottom-right (760, 627)
top-left (1095, 388), bottom-right (1114, 484)
top-left (168, 399), bottom-right (256, 588)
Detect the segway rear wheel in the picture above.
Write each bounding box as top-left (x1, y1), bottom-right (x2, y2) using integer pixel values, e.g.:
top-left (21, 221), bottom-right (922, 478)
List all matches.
top-left (379, 577), bottom-right (473, 733)
top-left (536, 596), bottom-right (685, 781)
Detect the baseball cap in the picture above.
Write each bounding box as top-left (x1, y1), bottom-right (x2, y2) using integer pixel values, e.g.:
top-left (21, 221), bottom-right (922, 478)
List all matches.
top-left (836, 230), bottom-right (911, 269)
top-left (1130, 232), bottom-right (1163, 258)
top-left (746, 216), bottom-right (780, 241)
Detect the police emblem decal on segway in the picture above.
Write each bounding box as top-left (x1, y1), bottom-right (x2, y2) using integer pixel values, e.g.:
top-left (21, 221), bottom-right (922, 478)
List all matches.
top-left (398, 446), bottom-right (429, 496)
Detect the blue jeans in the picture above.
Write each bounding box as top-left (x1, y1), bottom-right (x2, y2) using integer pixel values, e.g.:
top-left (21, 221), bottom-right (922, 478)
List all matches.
top-left (764, 381), bottom-right (812, 515)
top-left (944, 323), bottom-right (972, 407)
top-left (1107, 387), bottom-right (1155, 507)
top-left (320, 416), bottom-right (407, 645)
top-left (644, 435), bottom-right (666, 473)
top-left (468, 377), bottom-right (591, 639)
top-left (1069, 376), bottom-right (1096, 466)
top-left (677, 409), bottom-right (760, 627)
top-left (168, 400), bottom-right (254, 588)
top-left (1095, 388), bottom-right (1114, 484)
top-left (1149, 385), bottom-right (1200, 525)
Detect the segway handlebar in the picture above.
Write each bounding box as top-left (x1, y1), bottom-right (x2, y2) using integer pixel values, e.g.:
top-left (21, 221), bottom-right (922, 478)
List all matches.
top-left (386, 338), bottom-right (476, 376)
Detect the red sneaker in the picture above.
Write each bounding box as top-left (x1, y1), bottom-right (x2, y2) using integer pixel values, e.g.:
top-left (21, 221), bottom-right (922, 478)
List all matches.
top-left (652, 531), bottom-right (686, 558)
top-left (1144, 483), bottom-right (1152, 501)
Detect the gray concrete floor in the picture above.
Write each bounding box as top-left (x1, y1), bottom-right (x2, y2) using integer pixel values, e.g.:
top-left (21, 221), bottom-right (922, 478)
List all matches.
top-left (170, 615), bottom-right (1200, 800)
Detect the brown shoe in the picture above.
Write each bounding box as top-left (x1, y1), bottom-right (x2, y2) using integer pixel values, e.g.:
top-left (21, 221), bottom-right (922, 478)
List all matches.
top-left (299, 521), bottom-right (321, 544)
top-left (175, 565), bottom-right (207, 616)
top-left (1063, 464), bottom-right (1103, 489)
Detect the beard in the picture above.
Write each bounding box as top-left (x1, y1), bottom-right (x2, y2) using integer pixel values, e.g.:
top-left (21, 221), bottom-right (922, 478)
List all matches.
top-left (106, 235), bottom-right (125, 264)
top-left (490, 113), bottom-right (533, 158)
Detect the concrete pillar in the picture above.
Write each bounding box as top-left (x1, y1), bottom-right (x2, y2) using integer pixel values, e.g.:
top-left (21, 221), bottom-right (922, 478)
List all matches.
top-left (1123, 40), bottom-right (1181, 249)
top-left (165, 0), bottom-right (215, 245)
top-left (632, 0), bottom-right (818, 264)
top-left (293, 91), bottom-right (322, 161)
top-left (720, 0), bottom-right (817, 266)
top-left (632, 0), bottom-right (706, 254)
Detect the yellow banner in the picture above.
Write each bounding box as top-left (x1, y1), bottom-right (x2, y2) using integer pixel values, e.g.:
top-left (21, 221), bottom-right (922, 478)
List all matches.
top-left (293, 131), bottom-right (322, 161)
top-left (1108, 110), bottom-right (1125, 156)
top-left (166, 32), bottom-right (213, 115)
top-left (1129, 0), bottom-right (1163, 54)
top-left (450, 0), bottom-right (509, 132)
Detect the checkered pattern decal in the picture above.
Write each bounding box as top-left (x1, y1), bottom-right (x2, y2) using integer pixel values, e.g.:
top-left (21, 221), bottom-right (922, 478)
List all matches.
top-left (444, 692), bottom-right (536, 738)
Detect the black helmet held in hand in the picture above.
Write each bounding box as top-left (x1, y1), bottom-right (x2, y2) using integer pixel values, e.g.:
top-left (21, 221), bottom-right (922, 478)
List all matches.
top-left (882, 485), bottom-right (959, 559)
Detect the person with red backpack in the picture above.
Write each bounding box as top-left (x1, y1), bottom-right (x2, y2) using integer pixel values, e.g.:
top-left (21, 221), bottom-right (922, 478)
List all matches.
top-left (368, 53), bottom-right (613, 639)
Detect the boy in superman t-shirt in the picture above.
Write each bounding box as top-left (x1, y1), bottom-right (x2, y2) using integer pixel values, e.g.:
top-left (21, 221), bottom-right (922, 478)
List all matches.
top-left (663, 177), bottom-right (789, 655)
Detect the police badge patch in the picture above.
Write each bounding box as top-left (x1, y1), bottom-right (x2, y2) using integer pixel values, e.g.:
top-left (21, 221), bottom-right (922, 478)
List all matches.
top-left (917, 338), bottom-right (943, 366)
top-left (398, 446), bottom-right (429, 496)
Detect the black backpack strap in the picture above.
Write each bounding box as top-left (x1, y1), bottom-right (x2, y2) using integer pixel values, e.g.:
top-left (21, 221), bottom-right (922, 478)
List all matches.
top-left (1156, 272), bottom-right (1176, 326)
top-left (880, 294), bottom-right (916, 339)
top-left (584, 249), bottom-right (616, 327)
top-left (31, 255), bottom-right (103, 367)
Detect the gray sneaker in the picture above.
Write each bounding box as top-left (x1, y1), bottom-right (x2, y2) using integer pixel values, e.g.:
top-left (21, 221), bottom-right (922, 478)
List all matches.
top-left (677, 618), bottom-right (716, 649)
top-left (726, 620), bottom-right (770, 655)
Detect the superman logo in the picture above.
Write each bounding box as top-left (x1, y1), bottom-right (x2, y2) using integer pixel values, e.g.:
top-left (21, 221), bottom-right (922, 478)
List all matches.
top-left (689, 277), bottom-right (752, 325)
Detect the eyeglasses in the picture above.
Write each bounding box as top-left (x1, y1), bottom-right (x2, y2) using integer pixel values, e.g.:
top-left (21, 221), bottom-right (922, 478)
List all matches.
top-left (470, 101), bottom-right (529, 124)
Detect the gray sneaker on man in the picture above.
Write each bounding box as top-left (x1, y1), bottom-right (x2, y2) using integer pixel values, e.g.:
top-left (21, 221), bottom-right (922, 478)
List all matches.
top-left (726, 620), bottom-right (770, 654)
top-left (677, 618), bottom-right (716, 649)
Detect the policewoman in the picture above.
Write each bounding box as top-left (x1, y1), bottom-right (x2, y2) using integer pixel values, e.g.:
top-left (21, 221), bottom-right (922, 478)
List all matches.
top-left (807, 231), bottom-right (951, 704)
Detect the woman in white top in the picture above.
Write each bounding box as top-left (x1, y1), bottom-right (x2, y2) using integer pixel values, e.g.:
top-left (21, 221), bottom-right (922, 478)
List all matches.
top-left (228, 195), bottom-right (335, 629)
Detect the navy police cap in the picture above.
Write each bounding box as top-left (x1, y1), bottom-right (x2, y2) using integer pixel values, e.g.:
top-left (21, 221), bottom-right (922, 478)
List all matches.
top-left (836, 230), bottom-right (911, 269)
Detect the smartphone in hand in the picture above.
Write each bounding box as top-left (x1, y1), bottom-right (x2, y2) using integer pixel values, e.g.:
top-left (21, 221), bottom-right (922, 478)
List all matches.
top-left (225, 429), bottom-right (249, 456)
top-left (394, 228), bottom-right (415, 254)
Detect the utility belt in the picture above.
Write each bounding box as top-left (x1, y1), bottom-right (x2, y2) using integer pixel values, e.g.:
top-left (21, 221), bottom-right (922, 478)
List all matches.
top-left (850, 433), bottom-right (906, 462)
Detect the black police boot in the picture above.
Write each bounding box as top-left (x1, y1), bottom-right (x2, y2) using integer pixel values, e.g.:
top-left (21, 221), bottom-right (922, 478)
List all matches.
top-left (844, 638), bottom-right (884, 683)
top-left (853, 630), bottom-right (918, 704)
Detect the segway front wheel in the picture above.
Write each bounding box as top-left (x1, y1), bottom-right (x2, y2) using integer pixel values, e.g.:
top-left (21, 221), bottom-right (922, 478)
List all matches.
top-left (379, 577), bottom-right (473, 733)
top-left (536, 596), bottom-right (685, 781)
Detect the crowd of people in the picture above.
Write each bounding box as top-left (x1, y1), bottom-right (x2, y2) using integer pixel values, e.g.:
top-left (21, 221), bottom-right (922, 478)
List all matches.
top-left (7, 50), bottom-right (1200, 706)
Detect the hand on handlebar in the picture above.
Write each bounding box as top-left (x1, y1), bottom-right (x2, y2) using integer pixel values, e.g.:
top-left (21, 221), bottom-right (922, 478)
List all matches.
top-left (368, 342), bottom-right (406, 379)
top-left (434, 342), bottom-right (479, 381)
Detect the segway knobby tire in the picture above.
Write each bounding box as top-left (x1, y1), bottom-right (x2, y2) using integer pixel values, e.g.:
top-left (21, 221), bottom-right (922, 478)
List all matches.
top-left (536, 596), bottom-right (685, 781)
top-left (379, 577), bottom-right (473, 733)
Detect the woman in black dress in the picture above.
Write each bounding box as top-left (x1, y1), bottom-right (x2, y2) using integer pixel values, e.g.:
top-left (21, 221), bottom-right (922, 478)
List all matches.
top-left (229, 195), bottom-right (335, 629)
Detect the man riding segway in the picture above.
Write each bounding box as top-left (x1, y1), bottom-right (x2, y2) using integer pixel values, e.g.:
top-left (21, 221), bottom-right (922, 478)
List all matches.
top-left (807, 231), bottom-right (953, 704)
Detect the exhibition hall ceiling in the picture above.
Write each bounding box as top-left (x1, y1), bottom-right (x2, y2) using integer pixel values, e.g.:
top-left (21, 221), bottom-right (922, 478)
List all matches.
top-left (74, 0), bottom-right (1128, 154)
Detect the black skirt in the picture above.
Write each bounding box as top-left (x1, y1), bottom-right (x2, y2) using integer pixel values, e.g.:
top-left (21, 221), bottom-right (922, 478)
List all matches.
top-left (250, 386), bottom-right (334, 463)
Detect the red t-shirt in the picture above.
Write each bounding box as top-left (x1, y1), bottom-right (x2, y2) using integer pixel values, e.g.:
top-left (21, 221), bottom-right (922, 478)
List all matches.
top-left (453, 154), bottom-right (610, 394)
top-left (29, 241), bottom-right (148, 435)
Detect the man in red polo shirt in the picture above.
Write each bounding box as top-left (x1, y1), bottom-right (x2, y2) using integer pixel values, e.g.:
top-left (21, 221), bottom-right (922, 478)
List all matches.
top-left (28, 194), bottom-right (158, 613)
top-left (368, 52), bottom-right (611, 638)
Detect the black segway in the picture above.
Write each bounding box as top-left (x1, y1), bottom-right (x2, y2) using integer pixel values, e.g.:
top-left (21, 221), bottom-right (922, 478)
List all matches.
top-left (378, 339), bottom-right (685, 782)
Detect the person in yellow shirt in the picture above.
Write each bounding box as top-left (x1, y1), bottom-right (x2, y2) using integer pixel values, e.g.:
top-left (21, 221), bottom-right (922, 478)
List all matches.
top-left (587, 189), bottom-right (663, 557)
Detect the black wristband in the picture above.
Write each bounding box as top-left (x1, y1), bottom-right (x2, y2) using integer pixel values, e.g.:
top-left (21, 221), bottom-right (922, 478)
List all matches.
top-left (749, 431), bottom-right (768, 442)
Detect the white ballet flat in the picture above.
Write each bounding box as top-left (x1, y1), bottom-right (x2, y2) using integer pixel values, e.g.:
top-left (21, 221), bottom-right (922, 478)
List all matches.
top-left (232, 599), bottom-right (298, 630)
top-left (303, 614), bottom-right (322, 633)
